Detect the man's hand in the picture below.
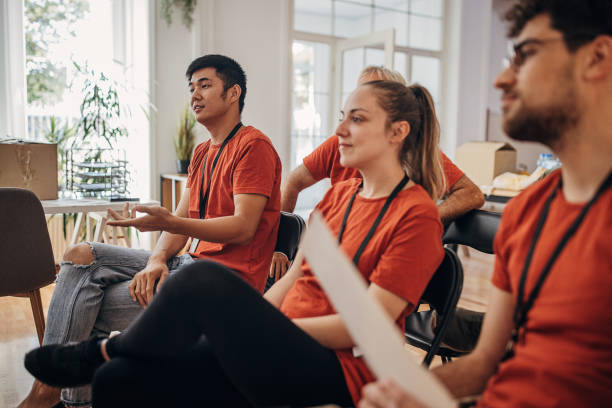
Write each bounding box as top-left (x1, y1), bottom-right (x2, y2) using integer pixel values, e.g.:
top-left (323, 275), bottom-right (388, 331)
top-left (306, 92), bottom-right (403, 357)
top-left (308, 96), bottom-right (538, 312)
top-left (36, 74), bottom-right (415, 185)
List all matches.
top-left (107, 205), bottom-right (173, 232)
top-left (269, 251), bottom-right (290, 282)
top-left (107, 202), bottom-right (132, 221)
top-left (359, 379), bottom-right (426, 408)
top-left (129, 260), bottom-right (170, 307)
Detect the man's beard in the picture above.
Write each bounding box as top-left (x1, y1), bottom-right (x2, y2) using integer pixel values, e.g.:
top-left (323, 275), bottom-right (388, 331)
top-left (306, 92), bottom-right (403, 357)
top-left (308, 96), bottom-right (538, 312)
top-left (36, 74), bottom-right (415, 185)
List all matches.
top-left (502, 86), bottom-right (580, 148)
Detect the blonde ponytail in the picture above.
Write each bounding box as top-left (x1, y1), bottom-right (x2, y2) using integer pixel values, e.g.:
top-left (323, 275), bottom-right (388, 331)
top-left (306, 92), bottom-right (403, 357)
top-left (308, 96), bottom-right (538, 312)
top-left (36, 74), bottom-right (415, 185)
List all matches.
top-left (365, 81), bottom-right (445, 201)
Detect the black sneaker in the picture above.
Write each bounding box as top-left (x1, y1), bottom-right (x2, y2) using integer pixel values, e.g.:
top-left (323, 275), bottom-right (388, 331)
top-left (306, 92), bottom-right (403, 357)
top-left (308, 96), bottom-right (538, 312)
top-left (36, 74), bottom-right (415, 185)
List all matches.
top-left (24, 335), bottom-right (106, 388)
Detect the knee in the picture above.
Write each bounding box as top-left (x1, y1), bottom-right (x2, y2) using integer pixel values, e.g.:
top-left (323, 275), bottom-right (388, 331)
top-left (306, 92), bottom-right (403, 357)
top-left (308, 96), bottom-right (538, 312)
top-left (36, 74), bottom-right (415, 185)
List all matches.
top-left (166, 260), bottom-right (240, 300)
top-left (62, 243), bottom-right (94, 265)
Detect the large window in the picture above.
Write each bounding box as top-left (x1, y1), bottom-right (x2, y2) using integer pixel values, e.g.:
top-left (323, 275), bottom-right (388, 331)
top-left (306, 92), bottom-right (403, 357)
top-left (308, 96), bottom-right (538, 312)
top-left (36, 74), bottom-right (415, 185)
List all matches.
top-left (291, 0), bottom-right (445, 213)
top-left (1, 0), bottom-right (152, 200)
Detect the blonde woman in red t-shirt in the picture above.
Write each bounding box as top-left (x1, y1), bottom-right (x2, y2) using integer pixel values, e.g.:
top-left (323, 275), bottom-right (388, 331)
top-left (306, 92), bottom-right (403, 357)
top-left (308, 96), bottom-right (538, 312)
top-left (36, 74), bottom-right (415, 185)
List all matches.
top-left (24, 81), bottom-right (445, 407)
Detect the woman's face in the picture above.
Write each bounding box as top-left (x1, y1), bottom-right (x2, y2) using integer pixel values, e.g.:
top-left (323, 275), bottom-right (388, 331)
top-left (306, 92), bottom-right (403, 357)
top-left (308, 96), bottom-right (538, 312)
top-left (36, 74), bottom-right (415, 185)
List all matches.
top-left (336, 85), bottom-right (401, 170)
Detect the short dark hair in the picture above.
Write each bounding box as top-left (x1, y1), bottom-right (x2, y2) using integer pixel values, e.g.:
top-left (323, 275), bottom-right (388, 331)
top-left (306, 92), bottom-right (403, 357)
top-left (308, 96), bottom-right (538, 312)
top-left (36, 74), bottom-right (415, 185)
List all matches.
top-left (505, 0), bottom-right (612, 51)
top-left (186, 54), bottom-right (247, 113)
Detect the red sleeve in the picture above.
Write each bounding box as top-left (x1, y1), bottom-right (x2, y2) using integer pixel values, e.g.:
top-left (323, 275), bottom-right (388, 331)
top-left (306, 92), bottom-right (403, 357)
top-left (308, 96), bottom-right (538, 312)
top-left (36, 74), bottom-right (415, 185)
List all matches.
top-left (440, 152), bottom-right (464, 190)
top-left (232, 139), bottom-right (279, 198)
top-left (491, 210), bottom-right (512, 293)
top-left (303, 135), bottom-right (339, 181)
top-left (370, 209), bottom-right (444, 307)
top-left (186, 142), bottom-right (208, 189)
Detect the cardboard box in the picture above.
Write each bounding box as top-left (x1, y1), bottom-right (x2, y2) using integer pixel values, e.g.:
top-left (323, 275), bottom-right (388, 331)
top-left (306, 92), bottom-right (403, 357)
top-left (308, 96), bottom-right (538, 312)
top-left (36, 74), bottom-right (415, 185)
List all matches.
top-left (0, 140), bottom-right (58, 200)
top-left (455, 141), bottom-right (517, 187)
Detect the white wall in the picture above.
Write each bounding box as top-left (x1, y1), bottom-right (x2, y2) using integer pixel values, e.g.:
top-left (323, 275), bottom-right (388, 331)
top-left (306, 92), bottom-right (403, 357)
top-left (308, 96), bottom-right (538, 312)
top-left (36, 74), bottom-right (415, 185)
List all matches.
top-left (487, 0), bottom-right (509, 114)
top-left (152, 0), bottom-right (291, 200)
top-left (448, 0), bottom-right (492, 150)
top-left (208, 0), bottom-right (291, 172)
top-left (153, 0), bottom-right (200, 199)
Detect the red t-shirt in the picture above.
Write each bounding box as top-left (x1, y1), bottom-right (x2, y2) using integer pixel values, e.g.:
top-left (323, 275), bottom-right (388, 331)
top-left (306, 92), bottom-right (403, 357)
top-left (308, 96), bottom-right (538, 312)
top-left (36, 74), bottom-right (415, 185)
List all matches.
top-left (480, 170), bottom-right (612, 407)
top-left (186, 126), bottom-right (281, 293)
top-left (302, 135), bottom-right (464, 192)
top-left (280, 178), bottom-right (444, 405)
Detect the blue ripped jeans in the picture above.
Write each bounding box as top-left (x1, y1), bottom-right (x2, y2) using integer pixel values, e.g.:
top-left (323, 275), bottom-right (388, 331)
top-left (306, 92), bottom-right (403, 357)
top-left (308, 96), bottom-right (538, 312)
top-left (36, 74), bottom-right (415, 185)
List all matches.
top-left (42, 242), bottom-right (194, 406)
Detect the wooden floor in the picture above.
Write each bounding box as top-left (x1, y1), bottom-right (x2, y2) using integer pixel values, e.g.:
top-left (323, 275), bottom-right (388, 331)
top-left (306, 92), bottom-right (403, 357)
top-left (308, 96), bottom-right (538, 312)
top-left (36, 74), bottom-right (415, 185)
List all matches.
top-left (0, 249), bottom-right (494, 408)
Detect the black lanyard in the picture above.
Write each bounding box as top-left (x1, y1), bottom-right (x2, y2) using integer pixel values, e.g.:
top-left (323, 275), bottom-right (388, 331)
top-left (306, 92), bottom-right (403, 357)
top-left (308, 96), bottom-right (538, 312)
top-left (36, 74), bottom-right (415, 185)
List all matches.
top-left (197, 122), bottom-right (243, 219)
top-left (503, 170), bottom-right (612, 361)
top-left (189, 122), bottom-right (242, 254)
top-left (337, 174), bottom-right (410, 266)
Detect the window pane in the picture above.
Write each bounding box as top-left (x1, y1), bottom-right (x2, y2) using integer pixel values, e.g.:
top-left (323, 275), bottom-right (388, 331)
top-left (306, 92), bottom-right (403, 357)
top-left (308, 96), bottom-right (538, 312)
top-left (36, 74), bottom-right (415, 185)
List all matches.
top-left (291, 42), bottom-right (331, 212)
top-left (373, 8), bottom-right (409, 47)
top-left (410, 0), bottom-right (443, 18)
top-left (409, 15), bottom-right (442, 51)
top-left (291, 40), bottom-right (331, 171)
top-left (365, 47), bottom-right (385, 66)
top-left (411, 55), bottom-right (440, 103)
top-left (334, 0), bottom-right (372, 37)
top-left (375, 0), bottom-right (409, 12)
top-left (342, 47), bottom-right (365, 102)
top-left (394, 51), bottom-right (408, 81)
top-left (294, 0), bottom-right (332, 35)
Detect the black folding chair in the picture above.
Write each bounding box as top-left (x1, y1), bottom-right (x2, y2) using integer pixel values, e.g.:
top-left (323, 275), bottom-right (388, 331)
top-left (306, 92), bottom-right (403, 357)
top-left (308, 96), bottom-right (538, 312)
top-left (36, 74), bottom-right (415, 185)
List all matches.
top-left (264, 211), bottom-right (306, 292)
top-left (405, 210), bottom-right (501, 364)
top-left (443, 209), bottom-right (501, 254)
top-left (404, 247), bottom-right (464, 367)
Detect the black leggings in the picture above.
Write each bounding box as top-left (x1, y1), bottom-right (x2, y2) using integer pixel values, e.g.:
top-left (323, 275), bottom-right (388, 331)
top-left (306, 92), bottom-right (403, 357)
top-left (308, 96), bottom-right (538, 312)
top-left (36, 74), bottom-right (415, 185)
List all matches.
top-left (92, 260), bottom-right (353, 407)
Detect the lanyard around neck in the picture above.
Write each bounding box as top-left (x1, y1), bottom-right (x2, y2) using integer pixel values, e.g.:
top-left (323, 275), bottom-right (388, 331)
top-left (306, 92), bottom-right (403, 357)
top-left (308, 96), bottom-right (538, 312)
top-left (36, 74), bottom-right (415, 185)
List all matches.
top-left (198, 122), bottom-right (243, 219)
top-left (189, 122), bottom-right (243, 254)
top-left (337, 174), bottom-right (410, 266)
top-left (503, 170), bottom-right (612, 361)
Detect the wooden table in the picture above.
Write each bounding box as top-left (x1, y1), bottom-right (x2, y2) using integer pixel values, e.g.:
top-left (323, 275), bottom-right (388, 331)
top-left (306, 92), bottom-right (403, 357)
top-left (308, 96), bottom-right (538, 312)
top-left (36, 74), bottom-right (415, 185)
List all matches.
top-left (480, 187), bottom-right (521, 213)
top-left (41, 198), bottom-right (158, 246)
top-left (160, 173), bottom-right (187, 213)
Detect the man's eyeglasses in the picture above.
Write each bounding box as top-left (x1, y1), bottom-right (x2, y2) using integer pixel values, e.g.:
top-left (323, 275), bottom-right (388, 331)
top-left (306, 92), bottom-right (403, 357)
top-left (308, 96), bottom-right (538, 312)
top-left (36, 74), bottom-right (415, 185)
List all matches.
top-left (504, 34), bottom-right (596, 72)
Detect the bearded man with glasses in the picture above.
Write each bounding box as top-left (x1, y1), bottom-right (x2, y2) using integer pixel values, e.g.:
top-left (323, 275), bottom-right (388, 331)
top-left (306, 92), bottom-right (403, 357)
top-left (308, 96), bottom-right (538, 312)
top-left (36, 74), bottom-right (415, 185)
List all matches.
top-left (360, 1), bottom-right (612, 407)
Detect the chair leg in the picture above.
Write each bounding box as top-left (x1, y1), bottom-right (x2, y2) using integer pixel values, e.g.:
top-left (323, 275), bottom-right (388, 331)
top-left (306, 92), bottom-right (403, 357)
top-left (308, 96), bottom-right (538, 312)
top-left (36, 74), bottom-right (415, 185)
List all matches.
top-left (28, 289), bottom-right (45, 345)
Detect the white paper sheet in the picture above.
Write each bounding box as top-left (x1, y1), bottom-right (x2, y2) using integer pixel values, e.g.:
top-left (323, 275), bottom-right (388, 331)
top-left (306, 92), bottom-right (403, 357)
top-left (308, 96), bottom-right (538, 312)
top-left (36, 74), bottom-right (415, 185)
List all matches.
top-left (301, 212), bottom-right (455, 408)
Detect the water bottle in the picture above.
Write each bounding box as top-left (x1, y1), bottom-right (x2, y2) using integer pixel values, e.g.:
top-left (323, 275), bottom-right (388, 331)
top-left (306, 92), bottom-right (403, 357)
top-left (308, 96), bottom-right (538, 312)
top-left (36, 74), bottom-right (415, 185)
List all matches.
top-left (537, 153), bottom-right (561, 173)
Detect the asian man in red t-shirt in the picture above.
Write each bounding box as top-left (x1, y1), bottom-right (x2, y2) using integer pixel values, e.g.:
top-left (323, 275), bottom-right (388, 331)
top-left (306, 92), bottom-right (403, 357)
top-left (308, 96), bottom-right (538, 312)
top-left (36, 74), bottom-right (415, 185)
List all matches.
top-left (19, 54), bottom-right (281, 408)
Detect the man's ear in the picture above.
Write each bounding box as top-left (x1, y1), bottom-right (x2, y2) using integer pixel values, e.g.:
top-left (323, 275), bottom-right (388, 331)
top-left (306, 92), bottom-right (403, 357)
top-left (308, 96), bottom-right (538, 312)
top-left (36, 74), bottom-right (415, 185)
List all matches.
top-left (229, 84), bottom-right (242, 104)
top-left (582, 35), bottom-right (612, 81)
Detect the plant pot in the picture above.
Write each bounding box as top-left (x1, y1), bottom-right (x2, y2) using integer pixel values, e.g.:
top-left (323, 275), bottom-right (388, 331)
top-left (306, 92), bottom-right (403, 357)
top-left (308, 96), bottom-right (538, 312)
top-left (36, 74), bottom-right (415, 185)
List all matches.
top-left (176, 159), bottom-right (190, 174)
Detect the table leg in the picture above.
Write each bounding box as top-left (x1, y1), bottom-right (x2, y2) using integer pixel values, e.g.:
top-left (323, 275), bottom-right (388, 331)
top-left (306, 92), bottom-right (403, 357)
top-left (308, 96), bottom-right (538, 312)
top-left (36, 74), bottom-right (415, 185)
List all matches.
top-left (86, 214), bottom-right (92, 241)
top-left (171, 180), bottom-right (177, 212)
top-left (93, 215), bottom-right (107, 242)
top-left (70, 212), bottom-right (85, 245)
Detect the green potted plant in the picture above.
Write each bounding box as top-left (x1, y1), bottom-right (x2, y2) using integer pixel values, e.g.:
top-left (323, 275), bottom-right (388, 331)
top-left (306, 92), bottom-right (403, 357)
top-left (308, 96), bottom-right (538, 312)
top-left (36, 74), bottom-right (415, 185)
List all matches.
top-left (73, 61), bottom-right (127, 149)
top-left (174, 105), bottom-right (195, 174)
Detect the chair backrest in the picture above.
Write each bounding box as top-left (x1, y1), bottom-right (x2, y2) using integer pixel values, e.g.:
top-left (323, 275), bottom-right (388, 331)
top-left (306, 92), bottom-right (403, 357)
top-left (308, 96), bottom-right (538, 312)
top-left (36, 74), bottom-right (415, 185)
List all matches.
top-left (418, 247), bottom-right (463, 366)
top-left (275, 211), bottom-right (306, 262)
top-left (0, 188), bottom-right (56, 296)
top-left (442, 209), bottom-right (501, 254)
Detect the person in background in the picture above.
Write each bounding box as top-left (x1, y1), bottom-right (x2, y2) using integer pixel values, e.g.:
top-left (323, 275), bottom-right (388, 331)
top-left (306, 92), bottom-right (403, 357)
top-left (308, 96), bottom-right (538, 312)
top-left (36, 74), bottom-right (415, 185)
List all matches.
top-left (270, 66), bottom-right (484, 281)
top-left (360, 0), bottom-right (612, 406)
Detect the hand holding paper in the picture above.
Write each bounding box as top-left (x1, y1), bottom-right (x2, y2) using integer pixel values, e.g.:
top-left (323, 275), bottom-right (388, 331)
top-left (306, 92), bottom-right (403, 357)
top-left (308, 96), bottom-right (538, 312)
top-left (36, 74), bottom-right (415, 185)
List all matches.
top-left (300, 212), bottom-right (455, 408)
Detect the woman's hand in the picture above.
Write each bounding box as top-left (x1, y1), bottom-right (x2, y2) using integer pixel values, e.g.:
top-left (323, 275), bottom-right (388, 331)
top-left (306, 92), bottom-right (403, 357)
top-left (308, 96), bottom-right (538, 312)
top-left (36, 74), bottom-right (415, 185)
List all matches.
top-left (359, 379), bottom-right (426, 408)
